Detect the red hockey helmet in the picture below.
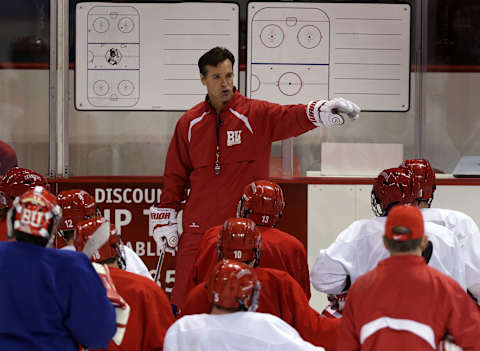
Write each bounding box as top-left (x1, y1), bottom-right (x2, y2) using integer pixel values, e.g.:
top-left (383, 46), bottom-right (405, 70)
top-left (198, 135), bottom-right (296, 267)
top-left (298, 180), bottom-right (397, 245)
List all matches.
top-left (0, 167), bottom-right (49, 209)
top-left (207, 259), bottom-right (261, 312)
top-left (237, 180), bottom-right (285, 227)
top-left (74, 217), bottom-right (124, 265)
top-left (401, 159), bottom-right (436, 206)
top-left (371, 167), bottom-right (421, 216)
top-left (217, 218), bottom-right (261, 267)
top-left (7, 186), bottom-right (61, 244)
top-left (57, 189), bottom-right (97, 233)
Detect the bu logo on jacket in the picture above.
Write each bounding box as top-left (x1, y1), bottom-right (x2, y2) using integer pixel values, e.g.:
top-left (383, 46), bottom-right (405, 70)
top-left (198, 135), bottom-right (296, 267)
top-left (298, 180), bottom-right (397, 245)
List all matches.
top-left (227, 130), bottom-right (242, 146)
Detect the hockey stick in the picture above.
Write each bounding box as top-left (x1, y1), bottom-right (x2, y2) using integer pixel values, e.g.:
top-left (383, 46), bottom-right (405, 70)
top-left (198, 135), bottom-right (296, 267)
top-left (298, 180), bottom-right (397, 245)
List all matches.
top-left (153, 237), bottom-right (167, 283)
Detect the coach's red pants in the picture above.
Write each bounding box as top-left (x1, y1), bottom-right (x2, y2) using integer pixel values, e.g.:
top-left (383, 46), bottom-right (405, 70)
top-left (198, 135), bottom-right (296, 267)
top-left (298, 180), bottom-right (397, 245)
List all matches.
top-left (170, 231), bottom-right (204, 310)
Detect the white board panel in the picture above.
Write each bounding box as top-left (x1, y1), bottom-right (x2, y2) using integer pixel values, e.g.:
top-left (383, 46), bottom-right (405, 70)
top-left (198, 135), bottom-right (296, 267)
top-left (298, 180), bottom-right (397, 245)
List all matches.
top-left (247, 3), bottom-right (411, 111)
top-left (76, 2), bottom-right (239, 110)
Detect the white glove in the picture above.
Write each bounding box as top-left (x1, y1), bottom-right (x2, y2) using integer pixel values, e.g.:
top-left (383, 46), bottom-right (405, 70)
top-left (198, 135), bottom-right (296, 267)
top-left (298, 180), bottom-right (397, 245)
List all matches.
top-left (307, 97), bottom-right (361, 127)
top-left (149, 206), bottom-right (179, 249)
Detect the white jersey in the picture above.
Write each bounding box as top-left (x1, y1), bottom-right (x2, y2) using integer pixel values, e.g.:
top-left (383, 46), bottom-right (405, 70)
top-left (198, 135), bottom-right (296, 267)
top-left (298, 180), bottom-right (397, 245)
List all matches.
top-left (311, 216), bottom-right (466, 295)
top-left (122, 245), bottom-right (153, 280)
top-left (422, 207), bottom-right (480, 300)
top-left (163, 311), bottom-right (324, 351)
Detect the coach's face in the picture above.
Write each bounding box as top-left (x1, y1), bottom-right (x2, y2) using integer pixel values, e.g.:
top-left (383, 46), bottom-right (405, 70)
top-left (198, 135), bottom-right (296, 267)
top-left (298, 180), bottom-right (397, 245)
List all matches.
top-left (201, 59), bottom-right (234, 111)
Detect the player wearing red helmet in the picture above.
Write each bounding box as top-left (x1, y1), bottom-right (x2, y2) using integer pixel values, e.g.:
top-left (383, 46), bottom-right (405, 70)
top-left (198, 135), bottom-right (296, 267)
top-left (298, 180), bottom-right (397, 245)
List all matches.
top-left (0, 167), bottom-right (48, 241)
top-left (182, 217), bottom-right (340, 351)
top-left (165, 259), bottom-right (324, 351)
top-left (238, 179), bottom-right (285, 227)
top-left (311, 167), bottom-right (466, 318)
top-left (400, 158), bottom-right (436, 207)
top-left (207, 259), bottom-right (261, 312)
top-left (0, 186), bottom-right (116, 351)
top-left (188, 180), bottom-right (310, 303)
top-left (75, 217), bottom-right (126, 268)
top-left (0, 167), bottom-right (49, 209)
top-left (75, 216), bottom-right (174, 351)
top-left (56, 188), bottom-right (152, 280)
top-left (371, 167), bottom-right (421, 216)
top-left (217, 216), bottom-right (262, 266)
top-left (56, 189), bottom-right (97, 250)
top-left (402, 158), bottom-right (480, 304)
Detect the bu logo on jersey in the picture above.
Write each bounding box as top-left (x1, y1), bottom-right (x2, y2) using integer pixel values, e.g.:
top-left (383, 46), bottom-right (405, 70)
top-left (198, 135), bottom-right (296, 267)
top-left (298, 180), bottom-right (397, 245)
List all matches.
top-left (227, 130), bottom-right (242, 146)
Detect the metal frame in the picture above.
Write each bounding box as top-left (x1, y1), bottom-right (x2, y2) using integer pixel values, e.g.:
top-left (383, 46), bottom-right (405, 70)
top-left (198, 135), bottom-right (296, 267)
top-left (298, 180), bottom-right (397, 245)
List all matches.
top-left (414, 0), bottom-right (427, 158)
top-left (49, 0), bottom-right (70, 178)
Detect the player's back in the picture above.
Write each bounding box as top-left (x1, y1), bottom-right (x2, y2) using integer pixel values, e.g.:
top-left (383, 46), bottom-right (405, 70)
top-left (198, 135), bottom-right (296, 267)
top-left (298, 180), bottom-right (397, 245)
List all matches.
top-left (191, 224), bottom-right (310, 298)
top-left (0, 241), bottom-right (116, 351)
top-left (164, 311), bottom-right (324, 351)
top-left (338, 255), bottom-right (480, 351)
top-left (422, 207), bottom-right (479, 245)
top-left (182, 267), bottom-right (339, 350)
top-left (93, 267), bottom-right (174, 351)
top-left (422, 207), bottom-right (480, 300)
top-left (311, 215), bottom-right (466, 294)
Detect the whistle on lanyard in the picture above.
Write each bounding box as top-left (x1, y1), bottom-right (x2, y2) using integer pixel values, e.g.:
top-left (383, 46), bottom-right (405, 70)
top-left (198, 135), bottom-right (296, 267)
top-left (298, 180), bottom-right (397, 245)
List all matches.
top-left (214, 146), bottom-right (221, 175)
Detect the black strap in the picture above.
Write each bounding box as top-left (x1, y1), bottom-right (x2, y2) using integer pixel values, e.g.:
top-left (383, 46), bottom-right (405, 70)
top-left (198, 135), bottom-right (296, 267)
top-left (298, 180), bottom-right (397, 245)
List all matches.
top-left (343, 275), bottom-right (351, 292)
top-left (421, 240), bottom-right (433, 263)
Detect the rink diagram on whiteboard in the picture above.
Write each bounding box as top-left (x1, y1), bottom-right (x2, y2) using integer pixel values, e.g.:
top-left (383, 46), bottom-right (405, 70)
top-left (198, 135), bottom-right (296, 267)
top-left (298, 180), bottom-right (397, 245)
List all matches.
top-left (248, 3), bottom-right (411, 111)
top-left (86, 6), bottom-right (140, 108)
top-left (76, 2), bottom-right (239, 111)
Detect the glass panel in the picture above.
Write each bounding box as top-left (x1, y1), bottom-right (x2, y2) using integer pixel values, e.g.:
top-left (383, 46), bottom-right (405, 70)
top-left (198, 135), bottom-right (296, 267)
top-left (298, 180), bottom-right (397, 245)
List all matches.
top-left (423, 0), bottom-right (480, 174)
top-left (64, 0), bottom-right (480, 176)
top-left (0, 1), bottom-right (50, 175)
top-left (292, 0), bottom-right (418, 176)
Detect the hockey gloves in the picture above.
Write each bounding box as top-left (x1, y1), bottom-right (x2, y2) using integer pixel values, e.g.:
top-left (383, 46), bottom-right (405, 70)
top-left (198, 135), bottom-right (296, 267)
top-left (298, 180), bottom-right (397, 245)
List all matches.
top-left (307, 97), bottom-right (360, 127)
top-left (150, 206), bottom-right (179, 249)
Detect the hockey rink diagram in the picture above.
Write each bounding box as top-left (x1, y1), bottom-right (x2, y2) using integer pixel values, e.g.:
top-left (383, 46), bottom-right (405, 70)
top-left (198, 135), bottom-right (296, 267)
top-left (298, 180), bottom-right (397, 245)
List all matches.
top-left (248, 3), bottom-right (411, 111)
top-left (86, 6), bottom-right (140, 108)
top-left (76, 2), bottom-right (239, 110)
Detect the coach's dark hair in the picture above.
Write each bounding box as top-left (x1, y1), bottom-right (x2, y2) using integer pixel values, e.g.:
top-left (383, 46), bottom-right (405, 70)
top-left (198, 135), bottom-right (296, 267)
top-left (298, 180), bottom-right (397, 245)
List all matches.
top-left (383, 225), bottom-right (423, 252)
top-left (198, 47), bottom-right (235, 76)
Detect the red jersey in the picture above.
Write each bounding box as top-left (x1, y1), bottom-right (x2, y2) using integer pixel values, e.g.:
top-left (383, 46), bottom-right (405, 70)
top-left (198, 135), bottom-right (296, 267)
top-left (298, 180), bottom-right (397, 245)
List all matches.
top-left (181, 267), bottom-right (339, 351)
top-left (188, 224), bottom-right (311, 299)
top-left (92, 267), bottom-right (175, 351)
top-left (337, 255), bottom-right (480, 351)
top-left (0, 218), bottom-right (7, 241)
top-left (160, 90), bottom-right (314, 235)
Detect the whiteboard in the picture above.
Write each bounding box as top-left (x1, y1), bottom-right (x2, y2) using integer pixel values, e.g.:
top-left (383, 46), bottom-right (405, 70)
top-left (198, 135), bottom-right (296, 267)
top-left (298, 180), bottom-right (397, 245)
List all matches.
top-left (247, 3), bottom-right (411, 111)
top-left (75, 2), bottom-right (239, 111)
